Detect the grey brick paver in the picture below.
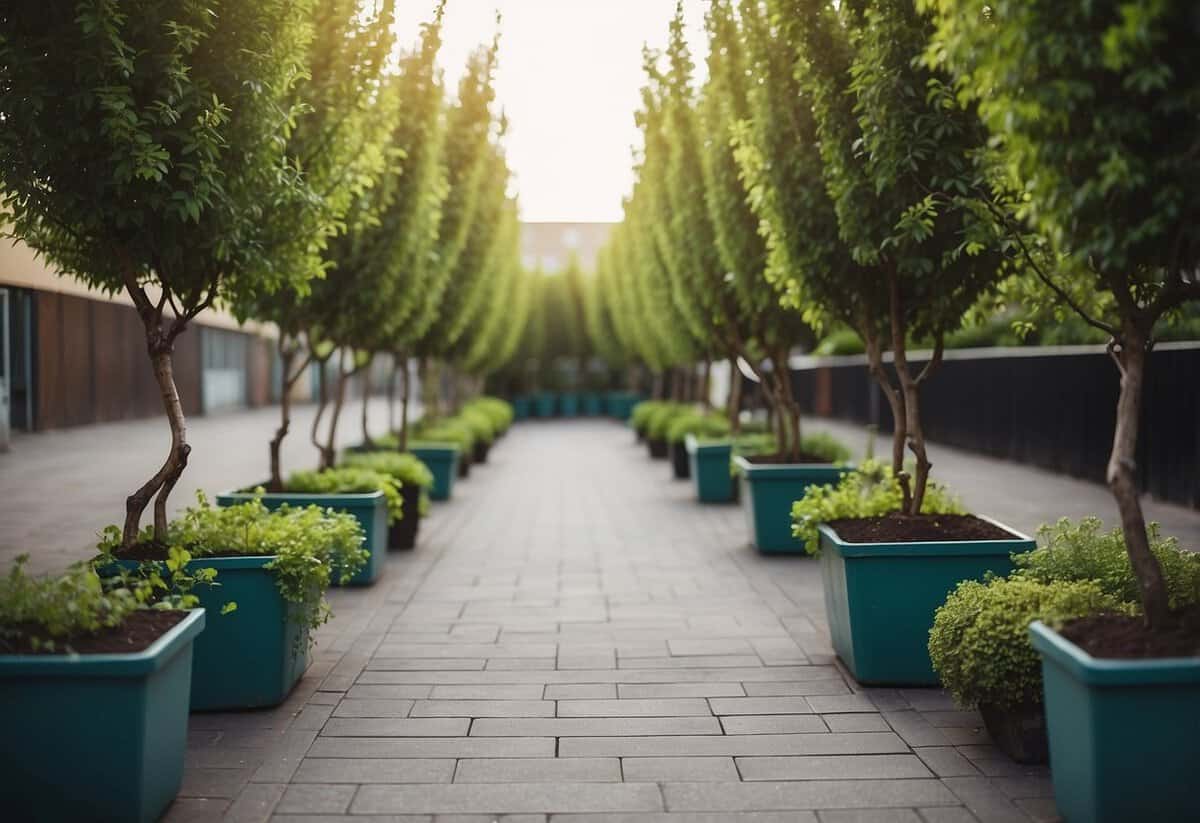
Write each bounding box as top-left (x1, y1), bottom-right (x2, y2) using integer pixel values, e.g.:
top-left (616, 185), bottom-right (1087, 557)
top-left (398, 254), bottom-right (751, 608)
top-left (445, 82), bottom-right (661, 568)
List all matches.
top-left (719, 715), bottom-right (829, 735)
top-left (662, 780), bottom-right (959, 811)
top-left (710, 697), bottom-right (814, 715)
top-left (454, 758), bottom-right (622, 783)
top-left (412, 699), bottom-right (555, 717)
top-left (620, 757), bottom-right (740, 782)
top-left (323, 718), bottom-right (471, 737)
top-left (308, 737), bottom-right (557, 759)
top-left (275, 784), bottom-right (357, 814)
top-left (292, 758), bottom-right (456, 783)
top-left (557, 698), bottom-right (711, 717)
top-left (470, 717), bottom-right (722, 737)
top-left (736, 755), bottom-right (933, 781)
top-left (351, 783), bottom-right (664, 814)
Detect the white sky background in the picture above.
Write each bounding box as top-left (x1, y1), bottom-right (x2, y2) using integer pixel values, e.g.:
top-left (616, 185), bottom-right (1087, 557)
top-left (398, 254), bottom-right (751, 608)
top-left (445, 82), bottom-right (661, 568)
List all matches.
top-left (392, 0), bottom-right (710, 223)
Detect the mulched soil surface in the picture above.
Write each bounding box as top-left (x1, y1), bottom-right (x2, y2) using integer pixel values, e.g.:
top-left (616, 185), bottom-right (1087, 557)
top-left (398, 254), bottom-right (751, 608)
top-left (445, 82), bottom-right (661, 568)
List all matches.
top-left (0, 610), bottom-right (187, 656)
top-left (113, 541), bottom-right (252, 561)
top-left (827, 513), bottom-right (1016, 543)
top-left (1060, 606), bottom-right (1200, 660)
top-left (743, 452), bottom-right (836, 465)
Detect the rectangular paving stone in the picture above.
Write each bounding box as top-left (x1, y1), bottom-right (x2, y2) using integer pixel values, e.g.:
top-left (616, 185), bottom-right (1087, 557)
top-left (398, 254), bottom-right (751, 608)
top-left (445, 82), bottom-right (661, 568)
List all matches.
top-left (454, 758), bottom-right (621, 783)
top-left (559, 732), bottom-right (909, 758)
top-left (432, 684), bottom-right (547, 700)
top-left (806, 695), bottom-right (882, 714)
top-left (662, 780), bottom-right (958, 812)
top-left (367, 659), bottom-right (487, 671)
top-left (941, 776), bottom-right (1029, 823)
top-left (351, 783), bottom-right (664, 815)
top-left (307, 737), bottom-right (555, 759)
top-left (913, 747), bottom-right (981, 778)
top-left (411, 700), bottom-right (555, 718)
top-left (881, 711), bottom-right (951, 747)
top-left (743, 681), bottom-right (850, 697)
top-left (618, 655), bottom-right (764, 669)
top-left (667, 638), bottom-right (753, 656)
top-left (332, 699), bottom-right (414, 718)
top-left (545, 684), bottom-right (618, 700)
top-left (621, 757), bottom-right (739, 782)
top-left (471, 717), bottom-right (722, 737)
top-left (356, 666), bottom-right (839, 685)
top-left (617, 683), bottom-right (745, 698)
top-left (736, 755), bottom-right (932, 781)
top-left (816, 811), bottom-right (924, 823)
top-left (710, 697), bottom-right (814, 716)
top-left (375, 644), bottom-right (559, 658)
top-left (346, 684), bottom-right (433, 700)
top-left (720, 715), bottom-right (829, 735)
top-left (821, 714), bottom-right (891, 733)
top-left (557, 699), bottom-right (711, 717)
top-left (275, 784), bottom-right (357, 814)
top-left (293, 758), bottom-right (455, 784)
top-left (322, 718), bottom-right (470, 737)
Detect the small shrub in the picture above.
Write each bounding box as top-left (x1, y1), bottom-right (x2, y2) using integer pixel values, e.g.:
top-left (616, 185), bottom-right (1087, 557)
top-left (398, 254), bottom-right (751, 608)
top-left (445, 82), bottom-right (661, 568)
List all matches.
top-left (340, 451), bottom-right (434, 517)
top-left (1014, 517), bottom-right (1200, 609)
top-left (801, 432), bottom-right (853, 464)
top-left (416, 419), bottom-right (476, 451)
top-left (790, 459), bottom-right (965, 555)
top-left (287, 467), bottom-right (404, 525)
top-left (456, 407), bottom-right (497, 444)
top-left (929, 577), bottom-right (1122, 709)
top-left (630, 400), bottom-right (667, 433)
top-left (646, 403), bottom-right (689, 440)
top-left (464, 397), bottom-right (514, 431)
top-left (0, 555), bottom-right (204, 653)
top-left (666, 410), bottom-right (730, 444)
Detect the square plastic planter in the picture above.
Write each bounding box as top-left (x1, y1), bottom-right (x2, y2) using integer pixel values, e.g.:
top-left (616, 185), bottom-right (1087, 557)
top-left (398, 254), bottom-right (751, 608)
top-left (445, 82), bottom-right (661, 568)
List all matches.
top-left (0, 609), bottom-right (205, 823)
top-left (1029, 621), bottom-right (1200, 823)
top-left (559, 392), bottom-right (581, 417)
top-left (534, 392), bottom-right (557, 418)
top-left (734, 456), bottom-right (849, 554)
top-left (410, 444), bottom-right (460, 501)
top-left (582, 393), bottom-right (604, 416)
top-left (217, 489), bottom-right (387, 586)
top-left (685, 435), bottom-right (734, 503)
top-left (818, 519), bottom-right (1031, 685)
top-left (647, 437), bottom-right (669, 459)
top-left (511, 395), bottom-right (531, 420)
top-left (389, 483), bottom-right (423, 549)
top-left (670, 440), bottom-right (691, 480)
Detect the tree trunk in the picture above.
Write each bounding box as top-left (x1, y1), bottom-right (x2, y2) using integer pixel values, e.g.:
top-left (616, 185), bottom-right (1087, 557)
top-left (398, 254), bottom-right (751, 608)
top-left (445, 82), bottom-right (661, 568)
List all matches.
top-left (269, 337), bottom-right (310, 492)
top-left (863, 326), bottom-right (907, 503)
top-left (652, 371), bottom-right (664, 400)
top-left (386, 358), bottom-right (398, 435)
top-left (726, 355), bottom-right (742, 434)
top-left (399, 353), bottom-right (412, 451)
top-left (360, 359), bottom-right (374, 449)
top-left (321, 350), bottom-right (353, 471)
top-left (1108, 329), bottom-right (1171, 629)
top-left (310, 355), bottom-right (331, 467)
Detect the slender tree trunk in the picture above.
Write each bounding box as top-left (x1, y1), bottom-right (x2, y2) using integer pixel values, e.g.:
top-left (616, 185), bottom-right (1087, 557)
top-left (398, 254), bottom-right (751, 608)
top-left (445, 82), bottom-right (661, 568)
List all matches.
top-left (773, 347), bottom-right (803, 461)
top-left (322, 351), bottom-right (356, 471)
top-left (309, 354), bottom-right (331, 467)
top-left (1108, 328), bottom-right (1171, 628)
top-left (386, 360), bottom-right (398, 435)
top-left (269, 337), bottom-right (311, 492)
top-left (399, 353), bottom-right (412, 451)
top-left (863, 326), bottom-right (907, 504)
top-left (652, 371), bottom-right (664, 400)
top-left (360, 359), bottom-right (374, 449)
top-left (726, 355), bottom-right (742, 434)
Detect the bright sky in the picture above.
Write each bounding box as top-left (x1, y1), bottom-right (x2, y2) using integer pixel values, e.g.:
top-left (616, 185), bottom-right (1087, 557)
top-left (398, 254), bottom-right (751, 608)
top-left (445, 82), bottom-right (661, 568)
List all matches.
top-left (394, 0), bottom-right (709, 223)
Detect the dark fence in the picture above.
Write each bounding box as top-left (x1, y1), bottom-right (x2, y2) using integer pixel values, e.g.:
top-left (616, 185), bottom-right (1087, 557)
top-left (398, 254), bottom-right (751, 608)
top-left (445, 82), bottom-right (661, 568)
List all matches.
top-left (788, 344), bottom-right (1200, 511)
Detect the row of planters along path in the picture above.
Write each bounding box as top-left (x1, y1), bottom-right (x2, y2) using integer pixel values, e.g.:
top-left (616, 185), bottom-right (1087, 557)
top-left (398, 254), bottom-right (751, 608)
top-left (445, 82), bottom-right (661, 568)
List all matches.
top-left (626, 398), bottom-right (1200, 823)
top-left (0, 397), bottom-right (516, 822)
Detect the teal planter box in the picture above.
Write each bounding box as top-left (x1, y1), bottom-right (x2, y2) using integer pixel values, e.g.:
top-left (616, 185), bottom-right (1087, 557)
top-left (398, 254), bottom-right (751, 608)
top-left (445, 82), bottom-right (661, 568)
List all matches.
top-left (410, 444), bottom-right (459, 501)
top-left (0, 609), bottom-right (204, 822)
top-left (734, 456), bottom-right (849, 553)
top-left (218, 489), bottom-right (387, 586)
top-left (582, 393), bottom-right (604, 416)
top-left (686, 435), bottom-right (734, 503)
top-left (512, 395), bottom-right (532, 420)
top-left (560, 392), bottom-right (581, 417)
top-left (534, 392), bottom-right (557, 418)
top-left (108, 557), bottom-right (310, 710)
top-left (1030, 621), bottom-right (1200, 823)
top-left (819, 520), bottom-right (1031, 685)
top-left (608, 391), bottom-right (640, 420)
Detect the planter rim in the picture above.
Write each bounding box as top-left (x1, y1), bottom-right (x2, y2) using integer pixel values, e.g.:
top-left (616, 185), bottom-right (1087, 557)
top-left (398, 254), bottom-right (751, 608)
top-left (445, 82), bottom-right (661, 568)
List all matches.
top-left (0, 607), bottom-right (205, 678)
top-left (684, 434), bottom-right (733, 455)
top-left (408, 442), bottom-right (462, 455)
top-left (109, 554), bottom-right (279, 570)
top-left (733, 454), bottom-right (851, 478)
top-left (818, 515), bottom-right (1033, 558)
top-left (1029, 620), bottom-right (1200, 686)
top-left (218, 487), bottom-right (384, 507)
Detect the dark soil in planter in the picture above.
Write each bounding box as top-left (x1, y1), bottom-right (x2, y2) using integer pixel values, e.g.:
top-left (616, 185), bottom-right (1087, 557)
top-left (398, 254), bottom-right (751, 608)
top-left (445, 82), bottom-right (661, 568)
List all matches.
top-left (827, 514), bottom-right (1015, 543)
top-left (112, 540), bottom-right (254, 561)
top-left (743, 452), bottom-right (838, 465)
top-left (474, 441), bottom-right (490, 464)
top-left (648, 438), bottom-right (668, 459)
top-left (389, 484), bottom-right (422, 550)
top-left (0, 610), bottom-right (186, 655)
top-left (979, 700), bottom-right (1048, 764)
top-left (1060, 605), bottom-right (1200, 659)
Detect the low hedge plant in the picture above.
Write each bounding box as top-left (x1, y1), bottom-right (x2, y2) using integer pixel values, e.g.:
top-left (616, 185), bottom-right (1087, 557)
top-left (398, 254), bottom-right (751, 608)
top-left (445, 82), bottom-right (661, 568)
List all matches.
top-left (286, 467), bottom-right (404, 525)
top-left (465, 397), bottom-right (514, 432)
top-left (666, 410), bottom-right (731, 444)
top-left (415, 419), bottom-right (476, 452)
top-left (457, 408), bottom-right (497, 445)
top-left (340, 451), bottom-right (434, 518)
top-left (929, 577), bottom-right (1122, 710)
top-left (790, 459), bottom-right (963, 555)
top-left (631, 401), bottom-right (670, 434)
top-left (645, 403), bottom-right (689, 442)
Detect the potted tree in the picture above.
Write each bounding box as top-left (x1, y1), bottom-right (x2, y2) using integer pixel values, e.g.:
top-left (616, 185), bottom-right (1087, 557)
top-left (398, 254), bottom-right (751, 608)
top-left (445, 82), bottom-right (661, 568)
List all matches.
top-left (0, 560), bottom-right (205, 822)
top-left (927, 2), bottom-right (1200, 817)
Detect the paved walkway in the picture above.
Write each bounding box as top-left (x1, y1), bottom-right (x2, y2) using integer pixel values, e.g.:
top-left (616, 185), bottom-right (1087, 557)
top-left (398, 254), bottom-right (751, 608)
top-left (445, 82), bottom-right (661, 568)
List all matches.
top-left (165, 420), bottom-right (1066, 823)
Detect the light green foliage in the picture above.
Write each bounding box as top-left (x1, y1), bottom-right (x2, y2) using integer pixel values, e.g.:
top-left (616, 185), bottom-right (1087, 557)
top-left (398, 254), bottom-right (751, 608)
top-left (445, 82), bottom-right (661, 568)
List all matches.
top-left (455, 408), bottom-right (497, 445)
top-left (929, 578), bottom-right (1121, 709)
top-left (464, 397), bottom-right (515, 433)
top-left (340, 452), bottom-right (434, 517)
top-left (1014, 518), bottom-right (1200, 610)
top-left (791, 460), bottom-right (964, 555)
top-left (631, 401), bottom-right (667, 434)
top-left (414, 419), bottom-right (476, 451)
top-left (815, 330), bottom-right (867, 356)
top-left (666, 410), bottom-right (731, 445)
top-left (645, 403), bottom-right (690, 441)
top-left (0, 555), bottom-right (204, 653)
top-left (286, 468), bottom-right (403, 525)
